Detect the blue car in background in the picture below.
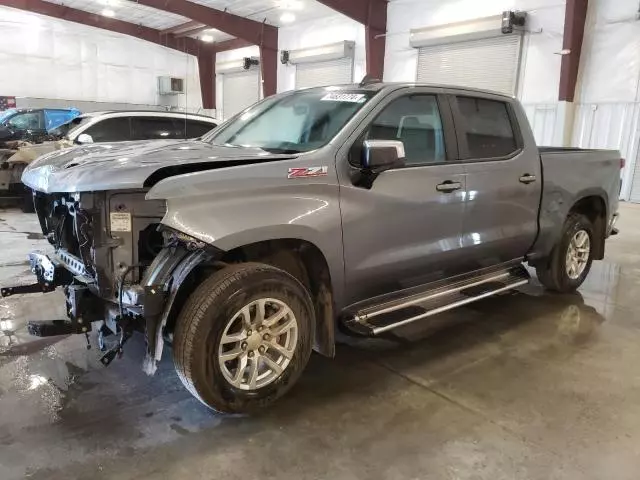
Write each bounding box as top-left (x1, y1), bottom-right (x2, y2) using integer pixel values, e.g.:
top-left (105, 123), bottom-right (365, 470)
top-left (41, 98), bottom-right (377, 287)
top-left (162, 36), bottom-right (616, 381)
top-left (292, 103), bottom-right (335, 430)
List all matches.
top-left (0, 108), bottom-right (81, 146)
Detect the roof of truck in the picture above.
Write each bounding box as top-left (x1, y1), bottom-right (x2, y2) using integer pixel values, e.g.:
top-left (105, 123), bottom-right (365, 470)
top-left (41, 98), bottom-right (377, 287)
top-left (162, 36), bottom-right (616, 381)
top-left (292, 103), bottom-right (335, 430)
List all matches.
top-left (304, 82), bottom-right (516, 99)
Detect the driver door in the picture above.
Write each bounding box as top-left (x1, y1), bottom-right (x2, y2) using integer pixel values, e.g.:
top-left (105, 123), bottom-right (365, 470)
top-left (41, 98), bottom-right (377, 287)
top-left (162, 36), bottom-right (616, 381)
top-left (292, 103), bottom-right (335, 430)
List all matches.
top-left (338, 89), bottom-right (467, 306)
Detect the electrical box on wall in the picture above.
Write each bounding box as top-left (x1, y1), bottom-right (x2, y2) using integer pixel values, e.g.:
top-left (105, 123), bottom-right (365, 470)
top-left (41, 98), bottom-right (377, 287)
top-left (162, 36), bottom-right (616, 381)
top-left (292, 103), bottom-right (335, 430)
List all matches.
top-left (501, 11), bottom-right (527, 34)
top-left (157, 76), bottom-right (185, 95)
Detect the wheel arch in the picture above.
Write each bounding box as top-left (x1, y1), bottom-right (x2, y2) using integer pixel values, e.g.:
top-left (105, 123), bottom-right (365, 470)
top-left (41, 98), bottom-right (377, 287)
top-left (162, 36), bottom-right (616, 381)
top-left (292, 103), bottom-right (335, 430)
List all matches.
top-left (567, 193), bottom-right (608, 260)
top-left (219, 238), bottom-right (336, 358)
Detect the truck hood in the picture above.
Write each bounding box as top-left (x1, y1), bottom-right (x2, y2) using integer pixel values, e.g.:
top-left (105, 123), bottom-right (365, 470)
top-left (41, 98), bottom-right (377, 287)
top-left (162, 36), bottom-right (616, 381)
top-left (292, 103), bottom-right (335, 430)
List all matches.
top-left (22, 139), bottom-right (294, 193)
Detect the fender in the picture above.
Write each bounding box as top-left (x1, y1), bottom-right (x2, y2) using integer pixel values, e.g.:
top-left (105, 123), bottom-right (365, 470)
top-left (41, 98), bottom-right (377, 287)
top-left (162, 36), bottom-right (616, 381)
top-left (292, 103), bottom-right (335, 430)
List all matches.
top-left (146, 162), bottom-right (346, 309)
top-left (141, 247), bottom-right (214, 375)
top-left (532, 186), bottom-right (609, 262)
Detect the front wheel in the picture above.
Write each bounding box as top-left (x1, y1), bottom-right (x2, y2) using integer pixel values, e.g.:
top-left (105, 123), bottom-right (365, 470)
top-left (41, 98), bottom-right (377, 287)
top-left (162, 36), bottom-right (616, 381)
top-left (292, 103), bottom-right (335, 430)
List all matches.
top-left (536, 213), bottom-right (595, 293)
top-left (173, 263), bottom-right (314, 413)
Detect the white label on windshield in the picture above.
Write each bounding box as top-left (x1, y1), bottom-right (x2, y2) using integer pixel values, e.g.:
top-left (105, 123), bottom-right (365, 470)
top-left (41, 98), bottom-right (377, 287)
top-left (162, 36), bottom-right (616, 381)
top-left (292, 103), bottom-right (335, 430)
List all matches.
top-left (110, 212), bottom-right (131, 232)
top-left (321, 93), bottom-right (366, 103)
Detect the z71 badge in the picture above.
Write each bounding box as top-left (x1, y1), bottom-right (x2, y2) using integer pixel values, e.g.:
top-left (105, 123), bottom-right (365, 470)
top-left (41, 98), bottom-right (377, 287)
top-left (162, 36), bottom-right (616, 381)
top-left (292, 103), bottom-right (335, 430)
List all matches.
top-left (287, 166), bottom-right (329, 179)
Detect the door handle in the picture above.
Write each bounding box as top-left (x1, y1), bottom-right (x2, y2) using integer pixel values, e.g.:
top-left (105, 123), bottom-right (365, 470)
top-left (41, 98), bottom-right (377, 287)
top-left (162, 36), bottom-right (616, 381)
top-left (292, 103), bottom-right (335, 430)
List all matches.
top-left (436, 181), bottom-right (462, 193)
top-left (519, 174), bottom-right (537, 184)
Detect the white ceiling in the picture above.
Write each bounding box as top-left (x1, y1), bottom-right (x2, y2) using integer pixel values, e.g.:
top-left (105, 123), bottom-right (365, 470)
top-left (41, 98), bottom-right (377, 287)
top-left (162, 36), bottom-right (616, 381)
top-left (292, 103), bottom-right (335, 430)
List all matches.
top-left (43, 0), bottom-right (191, 30)
top-left (40, 0), bottom-right (342, 42)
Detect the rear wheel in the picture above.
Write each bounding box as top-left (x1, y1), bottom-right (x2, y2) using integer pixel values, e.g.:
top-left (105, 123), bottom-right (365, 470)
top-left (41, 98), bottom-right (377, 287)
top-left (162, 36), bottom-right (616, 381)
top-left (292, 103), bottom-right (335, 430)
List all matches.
top-left (536, 213), bottom-right (595, 293)
top-left (173, 263), bottom-right (314, 413)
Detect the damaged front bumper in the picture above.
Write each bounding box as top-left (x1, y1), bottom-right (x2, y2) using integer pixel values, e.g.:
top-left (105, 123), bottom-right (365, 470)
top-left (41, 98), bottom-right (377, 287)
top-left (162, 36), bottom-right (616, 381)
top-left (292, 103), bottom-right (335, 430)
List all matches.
top-left (2, 244), bottom-right (215, 373)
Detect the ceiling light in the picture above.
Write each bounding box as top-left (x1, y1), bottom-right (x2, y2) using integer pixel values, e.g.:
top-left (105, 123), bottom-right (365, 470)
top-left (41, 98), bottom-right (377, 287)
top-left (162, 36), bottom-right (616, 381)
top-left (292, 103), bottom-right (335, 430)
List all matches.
top-left (99, 0), bottom-right (117, 6)
top-left (278, 0), bottom-right (303, 10)
top-left (101, 8), bottom-right (115, 17)
top-left (280, 12), bottom-right (296, 23)
top-left (201, 34), bottom-right (214, 42)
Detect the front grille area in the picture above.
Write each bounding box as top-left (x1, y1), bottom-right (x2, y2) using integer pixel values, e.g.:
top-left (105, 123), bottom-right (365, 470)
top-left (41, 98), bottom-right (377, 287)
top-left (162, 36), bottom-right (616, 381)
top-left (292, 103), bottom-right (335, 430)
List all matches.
top-left (34, 192), bottom-right (96, 278)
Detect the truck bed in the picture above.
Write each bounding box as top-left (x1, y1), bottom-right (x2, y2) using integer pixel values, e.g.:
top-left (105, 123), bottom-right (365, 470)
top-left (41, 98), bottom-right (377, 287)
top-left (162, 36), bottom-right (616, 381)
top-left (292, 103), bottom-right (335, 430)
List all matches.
top-left (532, 147), bottom-right (621, 260)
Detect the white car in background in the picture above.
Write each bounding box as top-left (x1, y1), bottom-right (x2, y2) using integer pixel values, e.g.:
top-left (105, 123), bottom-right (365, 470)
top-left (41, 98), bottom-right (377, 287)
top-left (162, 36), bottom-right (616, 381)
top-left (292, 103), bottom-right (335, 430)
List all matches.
top-left (57, 110), bottom-right (218, 144)
top-left (5, 111), bottom-right (219, 211)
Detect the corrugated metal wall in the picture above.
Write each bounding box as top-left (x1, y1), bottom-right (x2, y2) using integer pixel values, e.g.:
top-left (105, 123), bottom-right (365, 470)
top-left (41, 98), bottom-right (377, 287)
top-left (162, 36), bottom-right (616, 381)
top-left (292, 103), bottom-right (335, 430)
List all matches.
top-left (572, 103), bottom-right (640, 201)
top-left (522, 103), bottom-right (560, 147)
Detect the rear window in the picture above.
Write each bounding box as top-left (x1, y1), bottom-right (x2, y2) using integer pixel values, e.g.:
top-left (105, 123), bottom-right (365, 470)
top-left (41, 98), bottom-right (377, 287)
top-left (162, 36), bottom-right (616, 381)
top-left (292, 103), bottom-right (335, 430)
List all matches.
top-left (186, 120), bottom-right (215, 138)
top-left (456, 97), bottom-right (517, 159)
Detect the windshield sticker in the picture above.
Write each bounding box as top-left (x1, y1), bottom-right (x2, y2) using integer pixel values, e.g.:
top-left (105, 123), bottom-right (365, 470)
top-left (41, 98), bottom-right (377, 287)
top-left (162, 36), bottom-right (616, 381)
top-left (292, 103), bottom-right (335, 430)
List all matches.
top-left (288, 166), bottom-right (329, 179)
top-left (320, 93), bottom-right (366, 103)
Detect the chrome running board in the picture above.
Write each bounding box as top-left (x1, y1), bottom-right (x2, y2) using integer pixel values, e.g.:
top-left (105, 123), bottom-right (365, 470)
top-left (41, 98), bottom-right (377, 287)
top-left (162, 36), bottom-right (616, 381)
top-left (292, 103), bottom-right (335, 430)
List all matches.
top-left (344, 266), bottom-right (530, 336)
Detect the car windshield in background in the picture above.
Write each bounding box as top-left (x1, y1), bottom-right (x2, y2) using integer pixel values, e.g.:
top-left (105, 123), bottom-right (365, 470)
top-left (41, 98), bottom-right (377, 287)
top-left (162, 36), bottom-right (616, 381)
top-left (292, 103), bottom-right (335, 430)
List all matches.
top-left (205, 90), bottom-right (376, 153)
top-left (0, 109), bottom-right (17, 123)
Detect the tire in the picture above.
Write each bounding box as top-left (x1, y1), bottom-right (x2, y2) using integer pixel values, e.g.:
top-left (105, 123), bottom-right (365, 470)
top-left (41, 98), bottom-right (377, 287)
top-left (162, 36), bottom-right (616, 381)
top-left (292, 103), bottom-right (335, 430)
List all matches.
top-left (536, 213), bottom-right (595, 293)
top-left (173, 262), bottom-right (314, 413)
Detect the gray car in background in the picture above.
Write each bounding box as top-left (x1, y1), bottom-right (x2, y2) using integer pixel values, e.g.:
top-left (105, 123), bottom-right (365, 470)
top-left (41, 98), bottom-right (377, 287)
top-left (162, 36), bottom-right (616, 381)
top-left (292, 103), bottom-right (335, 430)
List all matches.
top-left (9, 82), bottom-right (621, 413)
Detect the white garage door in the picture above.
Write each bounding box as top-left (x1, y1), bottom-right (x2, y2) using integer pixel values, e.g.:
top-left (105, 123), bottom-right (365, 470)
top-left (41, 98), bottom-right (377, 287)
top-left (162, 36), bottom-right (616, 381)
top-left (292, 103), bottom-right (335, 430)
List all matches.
top-left (295, 57), bottom-right (354, 89)
top-left (417, 35), bottom-right (522, 96)
top-left (222, 70), bottom-right (260, 120)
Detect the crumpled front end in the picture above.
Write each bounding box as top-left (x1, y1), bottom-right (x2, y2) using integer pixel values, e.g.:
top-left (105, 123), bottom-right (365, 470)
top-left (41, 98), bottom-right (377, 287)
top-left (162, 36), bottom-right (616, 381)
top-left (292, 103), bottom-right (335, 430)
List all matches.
top-left (3, 187), bottom-right (216, 372)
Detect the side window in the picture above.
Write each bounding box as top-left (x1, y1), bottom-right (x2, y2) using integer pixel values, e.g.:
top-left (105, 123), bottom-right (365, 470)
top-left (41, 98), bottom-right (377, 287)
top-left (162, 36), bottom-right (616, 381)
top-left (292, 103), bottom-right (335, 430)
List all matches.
top-left (131, 117), bottom-right (183, 140)
top-left (83, 117), bottom-right (131, 142)
top-left (365, 95), bottom-right (446, 165)
top-left (7, 112), bottom-right (43, 130)
top-left (185, 120), bottom-right (215, 138)
top-left (456, 97), bottom-right (517, 159)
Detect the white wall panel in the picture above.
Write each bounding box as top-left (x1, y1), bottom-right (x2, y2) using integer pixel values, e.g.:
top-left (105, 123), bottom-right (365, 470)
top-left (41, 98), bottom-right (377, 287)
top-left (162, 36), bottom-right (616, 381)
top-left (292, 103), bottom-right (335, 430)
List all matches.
top-left (0, 6), bottom-right (202, 111)
top-left (523, 103), bottom-right (560, 146)
top-left (572, 103), bottom-right (640, 200)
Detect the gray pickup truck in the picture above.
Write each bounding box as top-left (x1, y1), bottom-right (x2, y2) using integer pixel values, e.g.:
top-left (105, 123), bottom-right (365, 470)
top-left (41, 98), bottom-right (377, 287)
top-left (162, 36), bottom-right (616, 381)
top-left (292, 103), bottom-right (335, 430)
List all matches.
top-left (7, 82), bottom-right (621, 413)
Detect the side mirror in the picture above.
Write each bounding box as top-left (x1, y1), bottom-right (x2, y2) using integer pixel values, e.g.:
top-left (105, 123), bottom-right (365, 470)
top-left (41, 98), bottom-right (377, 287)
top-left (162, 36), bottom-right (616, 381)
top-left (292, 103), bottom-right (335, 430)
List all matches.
top-left (361, 139), bottom-right (405, 172)
top-left (76, 133), bottom-right (94, 144)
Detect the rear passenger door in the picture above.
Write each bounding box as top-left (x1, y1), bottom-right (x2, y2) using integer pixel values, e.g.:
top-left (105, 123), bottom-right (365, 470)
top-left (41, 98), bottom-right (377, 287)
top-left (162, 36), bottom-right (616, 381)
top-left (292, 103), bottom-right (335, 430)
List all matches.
top-left (450, 94), bottom-right (542, 269)
top-left (131, 117), bottom-right (183, 140)
top-left (340, 89), bottom-right (467, 305)
top-left (82, 117), bottom-right (132, 143)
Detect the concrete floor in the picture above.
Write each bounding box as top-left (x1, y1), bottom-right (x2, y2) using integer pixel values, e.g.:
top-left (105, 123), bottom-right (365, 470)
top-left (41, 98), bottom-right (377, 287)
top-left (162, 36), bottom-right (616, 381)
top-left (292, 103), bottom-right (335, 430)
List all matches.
top-left (2, 205), bottom-right (640, 479)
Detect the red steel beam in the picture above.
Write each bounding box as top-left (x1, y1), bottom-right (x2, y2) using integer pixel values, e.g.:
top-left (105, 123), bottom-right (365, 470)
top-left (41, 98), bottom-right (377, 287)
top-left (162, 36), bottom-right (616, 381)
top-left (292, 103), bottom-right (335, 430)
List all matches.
top-left (160, 20), bottom-right (204, 35)
top-left (197, 52), bottom-right (215, 110)
top-left (134, 0), bottom-right (277, 49)
top-left (559, 0), bottom-right (588, 102)
top-left (215, 37), bottom-right (254, 53)
top-left (133, 0), bottom-right (278, 97)
top-left (316, 0), bottom-right (387, 80)
top-left (0, 0), bottom-right (209, 55)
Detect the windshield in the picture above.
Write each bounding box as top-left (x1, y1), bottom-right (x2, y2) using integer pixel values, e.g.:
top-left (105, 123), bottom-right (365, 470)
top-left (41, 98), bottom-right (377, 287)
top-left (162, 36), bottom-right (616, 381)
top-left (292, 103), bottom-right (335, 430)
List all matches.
top-left (204, 89), bottom-right (376, 153)
top-left (0, 109), bottom-right (17, 124)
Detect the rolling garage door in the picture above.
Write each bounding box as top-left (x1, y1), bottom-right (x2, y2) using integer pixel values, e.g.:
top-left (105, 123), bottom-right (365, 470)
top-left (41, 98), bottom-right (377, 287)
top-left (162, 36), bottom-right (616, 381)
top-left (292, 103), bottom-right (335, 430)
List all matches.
top-left (222, 70), bottom-right (260, 120)
top-left (295, 57), bottom-right (354, 89)
top-left (416, 34), bottom-right (522, 96)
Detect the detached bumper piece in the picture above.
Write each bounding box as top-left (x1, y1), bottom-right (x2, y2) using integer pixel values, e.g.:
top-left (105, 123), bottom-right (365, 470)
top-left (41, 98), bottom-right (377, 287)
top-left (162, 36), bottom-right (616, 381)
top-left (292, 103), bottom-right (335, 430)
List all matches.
top-left (1, 282), bottom-right (55, 297)
top-left (27, 320), bottom-right (74, 337)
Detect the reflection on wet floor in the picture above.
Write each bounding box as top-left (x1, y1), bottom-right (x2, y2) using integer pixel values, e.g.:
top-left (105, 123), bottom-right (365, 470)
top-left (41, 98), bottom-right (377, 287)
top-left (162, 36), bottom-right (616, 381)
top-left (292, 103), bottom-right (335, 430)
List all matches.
top-left (2, 207), bottom-right (640, 479)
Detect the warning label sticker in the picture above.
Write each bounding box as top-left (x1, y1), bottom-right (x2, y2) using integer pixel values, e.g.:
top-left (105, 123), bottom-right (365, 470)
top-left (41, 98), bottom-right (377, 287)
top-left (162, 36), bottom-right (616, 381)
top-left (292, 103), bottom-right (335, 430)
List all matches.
top-left (110, 212), bottom-right (132, 232)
